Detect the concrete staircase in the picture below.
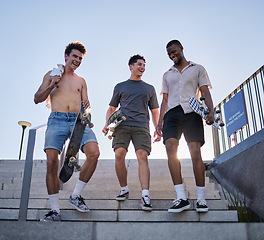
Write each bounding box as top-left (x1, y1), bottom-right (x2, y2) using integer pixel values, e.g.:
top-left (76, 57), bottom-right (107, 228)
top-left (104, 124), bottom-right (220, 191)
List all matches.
top-left (1, 158), bottom-right (262, 239)
top-left (0, 158), bottom-right (236, 222)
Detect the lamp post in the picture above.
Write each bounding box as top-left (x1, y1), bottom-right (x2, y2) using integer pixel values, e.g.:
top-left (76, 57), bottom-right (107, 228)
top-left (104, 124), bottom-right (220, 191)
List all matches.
top-left (18, 121), bottom-right (31, 160)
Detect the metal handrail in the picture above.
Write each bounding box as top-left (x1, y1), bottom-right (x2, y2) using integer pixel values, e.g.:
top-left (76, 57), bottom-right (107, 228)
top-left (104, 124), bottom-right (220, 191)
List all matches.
top-left (213, 65), bottom-right (264, 157)
top-left (18, 124), bottom-right (46, 221)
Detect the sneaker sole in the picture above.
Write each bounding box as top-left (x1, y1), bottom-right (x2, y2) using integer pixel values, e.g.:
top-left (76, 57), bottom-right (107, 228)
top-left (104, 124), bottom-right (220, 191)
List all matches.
top-left (41, 218), bottom-right (61, 222)
top-left (168, 204), bottom-right (190, 213)
top-left (196, 208), bottom-right (209, 213)
top-left (140, 204), bottom-right (153, 211)
top-left (116, 197), bottom-right (128, 201)
top-left (69, 202), bottom-right (90, 212)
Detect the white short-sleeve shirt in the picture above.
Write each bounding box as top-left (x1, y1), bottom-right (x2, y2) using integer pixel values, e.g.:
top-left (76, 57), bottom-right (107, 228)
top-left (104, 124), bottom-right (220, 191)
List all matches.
top-left (161, 61), bottom-right (212, 113)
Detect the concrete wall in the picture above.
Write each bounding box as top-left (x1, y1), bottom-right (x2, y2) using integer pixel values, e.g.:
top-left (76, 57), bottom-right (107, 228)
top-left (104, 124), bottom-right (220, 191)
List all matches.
top-left (210, 129), bottom-right (264, 218)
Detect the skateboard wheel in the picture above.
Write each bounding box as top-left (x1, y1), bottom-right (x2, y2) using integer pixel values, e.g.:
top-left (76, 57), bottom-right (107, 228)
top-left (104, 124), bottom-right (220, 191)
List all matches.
top-left (69, 156), bottom-right (76, 163)
top-left (216, 109), bottom-right (221, 114)
top-left (121, 116), bottom-right (126, 121)
top-left (108, 135), bottom-right (112, 140)
top-left (89, 123), bottom-right (94, 128)
top-left (76, 165), bottom-right (82, 171)
top-left (200, 97), bottom-right (205, 101)
top-left (109, 127), bottom-right (115, 132)
top-left (220, 122), bottom-right (225, 127)
top-left (83, 113), bottom-right (88, 118)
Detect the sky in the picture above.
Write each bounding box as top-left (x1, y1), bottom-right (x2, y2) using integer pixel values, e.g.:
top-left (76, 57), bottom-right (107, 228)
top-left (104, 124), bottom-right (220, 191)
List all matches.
top-left (0, 0), bottom-right (263, 161)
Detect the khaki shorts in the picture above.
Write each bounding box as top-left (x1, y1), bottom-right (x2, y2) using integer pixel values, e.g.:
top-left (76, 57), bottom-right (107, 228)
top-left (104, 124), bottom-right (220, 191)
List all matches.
top-left (112, 125), bottom-right (151, 155)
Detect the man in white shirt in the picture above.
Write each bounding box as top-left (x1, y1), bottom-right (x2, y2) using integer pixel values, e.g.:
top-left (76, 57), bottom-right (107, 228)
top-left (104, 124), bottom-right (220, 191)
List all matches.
top-left (156, 40), bottom-right (214, 213)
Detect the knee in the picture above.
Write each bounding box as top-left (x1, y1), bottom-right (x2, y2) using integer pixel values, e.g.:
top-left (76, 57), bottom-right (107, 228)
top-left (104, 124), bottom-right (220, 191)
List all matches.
top-left (115, 149), bottom-right (126, 162)
top-left (46, 152), bottom-right (59, 174)
top-left (88, 149), bottom-right (100, 163)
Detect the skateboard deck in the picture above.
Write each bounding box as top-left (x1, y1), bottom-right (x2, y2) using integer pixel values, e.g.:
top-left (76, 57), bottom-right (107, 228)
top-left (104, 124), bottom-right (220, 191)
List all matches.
top-left (59, 104), bottom-right (93, 183)
top-left (106, 109), bottom-right (126, 140)
top-left (189, 97), bottom-right (224, 130)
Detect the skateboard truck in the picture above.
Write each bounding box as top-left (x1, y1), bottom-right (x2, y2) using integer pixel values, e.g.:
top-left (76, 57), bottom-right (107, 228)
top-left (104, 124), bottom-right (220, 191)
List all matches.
top-left (200, 97), bottom-right (210, 115)
top-left (69, 156), bottom-right (82, 171)
top-left (107, 115), bottom-right (126, 140)
top-left (215, 109), bottom-right (225, 127)
top-left (200, 97), bottom-right (224, 126)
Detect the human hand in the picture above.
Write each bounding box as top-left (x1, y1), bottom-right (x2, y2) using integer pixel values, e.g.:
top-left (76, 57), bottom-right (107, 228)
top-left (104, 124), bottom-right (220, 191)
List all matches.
top-left (102, 125), bottom-right (109, 135)
top-left (153, 130), bottom-right (161, 142)
top-left (206, 112), bottom-right (214, 125)
top-left (82, 100), bottom-right (90, 110)
top-left (50, 75), bottom-right (61, 88)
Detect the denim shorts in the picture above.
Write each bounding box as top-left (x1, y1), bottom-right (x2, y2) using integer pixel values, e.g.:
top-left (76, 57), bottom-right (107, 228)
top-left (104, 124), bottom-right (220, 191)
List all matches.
top-left (162, 106), bottom-right (204, 146)
top-left (44, 111), bottom-right (98, 153)
top-left (112, 125), bottom-right (151, 155)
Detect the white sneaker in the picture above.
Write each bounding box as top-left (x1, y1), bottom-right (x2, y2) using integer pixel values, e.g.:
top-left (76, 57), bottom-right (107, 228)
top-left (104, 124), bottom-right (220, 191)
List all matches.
top-left (69, 195), bottom-right (90, 212)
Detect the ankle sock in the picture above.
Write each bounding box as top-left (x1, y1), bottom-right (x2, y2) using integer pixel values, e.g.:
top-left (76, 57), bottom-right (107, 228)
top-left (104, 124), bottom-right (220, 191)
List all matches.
top-left (72, 179), bottom-right (87, 198)
top-left (142, 189), bottom-right (149, 198)
top-left (49, 193), bottom-right (60, 214)
top-left (196, 186), bottom-right (205, 201)
top-left (121, 186), bottom-right (129, 193)
top-left (174, 184), bottom-right (187, 200)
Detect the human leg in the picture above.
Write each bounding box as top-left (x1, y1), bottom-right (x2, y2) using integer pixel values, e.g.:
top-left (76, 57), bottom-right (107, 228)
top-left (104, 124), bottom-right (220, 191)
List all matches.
top-left (188, 142), bottom-right (208, 212)
top-left (165, 138), bottom-right (183, 186)
top-left (69, 142), bottom-right (99, 212)
top-left (135, 149), bottom-right (150, 190)
top-left (115, 147), bottom-right (128, 188)
top-left (43, 149), bottom-right (61, 221)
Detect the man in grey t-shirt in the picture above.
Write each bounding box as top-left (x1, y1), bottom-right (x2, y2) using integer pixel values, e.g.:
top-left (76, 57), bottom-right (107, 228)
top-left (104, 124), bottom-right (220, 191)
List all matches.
top-left (102, 54), bottom-right (160, 211)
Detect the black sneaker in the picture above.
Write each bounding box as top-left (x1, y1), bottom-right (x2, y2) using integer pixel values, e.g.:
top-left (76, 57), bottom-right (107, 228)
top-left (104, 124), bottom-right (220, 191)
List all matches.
top-left (168, 198), bottom-right (190, 213)
top-left (196, 200), bottom-right (209, 212)
top-left (42, 210), bottom-right (61, 221)
top-left (140, 195), bottom-right (153, 211)
top-left (116, 191), bottom-right (129, 201)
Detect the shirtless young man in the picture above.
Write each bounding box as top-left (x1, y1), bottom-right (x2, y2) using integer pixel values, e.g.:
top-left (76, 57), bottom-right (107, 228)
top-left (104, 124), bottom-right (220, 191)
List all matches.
top-left (156, 40), bottom-right (214, 213)
top-left (102, 54), bottom-right (160, 211)
top-left (34, 42), bottom-right (100, 221)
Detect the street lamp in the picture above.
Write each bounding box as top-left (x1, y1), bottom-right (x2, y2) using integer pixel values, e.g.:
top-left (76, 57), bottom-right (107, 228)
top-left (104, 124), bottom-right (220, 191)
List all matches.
top-left (18, 121), bottom-right (31, 160)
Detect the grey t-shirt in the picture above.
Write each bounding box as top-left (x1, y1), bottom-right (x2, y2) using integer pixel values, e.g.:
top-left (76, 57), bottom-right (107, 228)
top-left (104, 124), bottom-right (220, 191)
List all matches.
top-left (109, 79), bottom-right (159, 129)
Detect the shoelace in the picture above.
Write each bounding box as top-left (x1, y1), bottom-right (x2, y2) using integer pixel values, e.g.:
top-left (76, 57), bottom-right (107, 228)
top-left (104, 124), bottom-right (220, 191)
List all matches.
top-left (172, 198), bottom-right (183, 206)
top-left (45, 210), bottom-right (57, 217)
top-left (143, 196), bottom-right (151, 205)
top-left (77, 195), bottom-right (86, 204)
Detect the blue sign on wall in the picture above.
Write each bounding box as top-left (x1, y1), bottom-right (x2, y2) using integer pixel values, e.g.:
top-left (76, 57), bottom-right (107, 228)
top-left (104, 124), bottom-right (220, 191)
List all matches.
top-left (224, 89), bottom-right (248, 136)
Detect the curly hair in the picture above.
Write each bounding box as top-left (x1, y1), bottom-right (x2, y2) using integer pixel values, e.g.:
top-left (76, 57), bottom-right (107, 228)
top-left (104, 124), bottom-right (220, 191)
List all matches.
top-left (128, 54), bottom-right (146, 66)
top-left (65, 41), bottom-right (87, 56)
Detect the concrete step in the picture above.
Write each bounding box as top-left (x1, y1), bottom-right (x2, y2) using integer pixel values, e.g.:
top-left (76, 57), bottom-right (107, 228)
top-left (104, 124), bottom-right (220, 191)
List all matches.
top-left (0, 209), bottom-right (238, 222)
top-left (1, 221), bottom-right (263, 240)
top-left (0, 199), bottom-right (229, 210)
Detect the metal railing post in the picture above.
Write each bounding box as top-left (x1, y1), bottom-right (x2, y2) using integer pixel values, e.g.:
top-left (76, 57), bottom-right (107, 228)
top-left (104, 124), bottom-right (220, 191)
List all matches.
top-left (18, 124), bottom-right (46, 221)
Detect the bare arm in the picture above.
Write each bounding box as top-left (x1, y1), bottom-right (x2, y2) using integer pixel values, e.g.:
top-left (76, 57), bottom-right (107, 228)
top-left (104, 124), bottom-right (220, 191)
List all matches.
top-left (81, 78), bottom-right (90, 110)
top-left (34, 71), bottom-right (61, 104)
top-left (156, 93), bottom-right (168, 136)
top-left (102, 105), bottom-right (117, 135)
top-left (200, 85), bottom-right (214, 125)
top-left (151, 108), bottom-right (161, 142)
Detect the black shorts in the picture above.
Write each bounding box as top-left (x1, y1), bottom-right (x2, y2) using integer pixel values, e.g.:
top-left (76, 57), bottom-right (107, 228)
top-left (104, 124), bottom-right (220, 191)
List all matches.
top-left (162, 106), bottom-right (205, 146)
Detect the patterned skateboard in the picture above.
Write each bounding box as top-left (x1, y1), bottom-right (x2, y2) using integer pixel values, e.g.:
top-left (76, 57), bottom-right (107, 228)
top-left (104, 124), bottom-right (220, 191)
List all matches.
top-left (189, 97), bottom-right (224, 129)
top-left (59, 103), bottom-right (93, 183)
top-left (106, 109), bottom-right (126, 140)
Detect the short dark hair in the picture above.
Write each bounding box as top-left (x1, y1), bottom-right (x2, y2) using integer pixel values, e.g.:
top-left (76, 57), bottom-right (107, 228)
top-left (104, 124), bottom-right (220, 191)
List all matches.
top-left (128, 54), bottom-right (146, 66)
top-left (65, 41), bottom-right (87, 56)
top-left (166, 40), bottom-right (182, 49)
